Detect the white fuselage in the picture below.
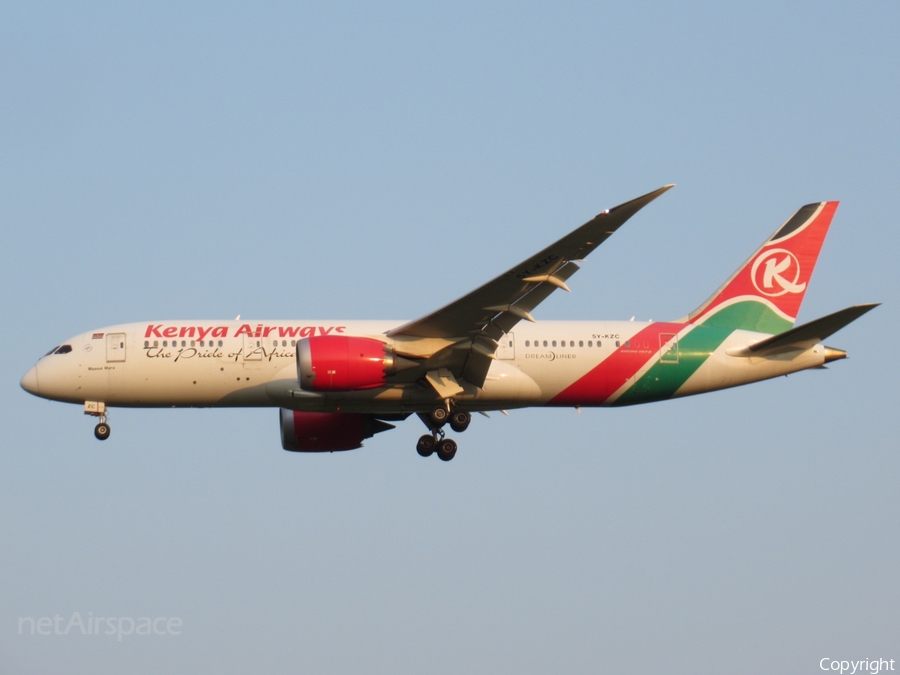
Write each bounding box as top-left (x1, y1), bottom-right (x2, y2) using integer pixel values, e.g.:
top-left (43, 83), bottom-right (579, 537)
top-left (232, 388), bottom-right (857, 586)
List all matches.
top-left (23, 319), bottom-right (827, 414)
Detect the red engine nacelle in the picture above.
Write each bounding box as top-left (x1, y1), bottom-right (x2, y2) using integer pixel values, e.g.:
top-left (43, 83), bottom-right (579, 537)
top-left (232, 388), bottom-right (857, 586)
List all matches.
top-left (296, 335), bottom-right (396, 392)
top-left (279, 409), bottom-right (394, 452)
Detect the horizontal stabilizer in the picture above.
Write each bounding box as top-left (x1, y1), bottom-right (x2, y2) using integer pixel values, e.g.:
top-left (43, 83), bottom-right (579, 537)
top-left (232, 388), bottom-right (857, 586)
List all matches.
top-left (730, 303), bottom-right (879, 356)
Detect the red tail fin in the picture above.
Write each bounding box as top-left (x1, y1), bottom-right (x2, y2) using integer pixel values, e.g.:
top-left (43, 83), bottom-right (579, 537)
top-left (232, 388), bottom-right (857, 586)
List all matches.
top-left (684, 202), bottom-right (838, 334)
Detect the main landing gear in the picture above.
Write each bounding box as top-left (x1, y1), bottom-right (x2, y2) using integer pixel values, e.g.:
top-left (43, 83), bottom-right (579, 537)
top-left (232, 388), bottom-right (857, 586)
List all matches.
top-left (416, 406), bottom-right (471, 461)
top-left (416, 434), bottom-right (457, 461)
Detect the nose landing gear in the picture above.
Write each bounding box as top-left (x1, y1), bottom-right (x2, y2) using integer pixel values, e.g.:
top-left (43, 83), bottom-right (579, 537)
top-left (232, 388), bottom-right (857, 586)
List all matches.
top-left (94, 421), bottom-right (111, 440)
top-left (85, 401), bottom-right (110, 441)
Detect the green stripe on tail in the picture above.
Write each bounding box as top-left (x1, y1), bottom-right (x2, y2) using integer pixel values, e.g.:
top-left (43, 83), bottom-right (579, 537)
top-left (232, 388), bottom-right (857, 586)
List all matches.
top-left (697, 300), bottom-right (793, 334)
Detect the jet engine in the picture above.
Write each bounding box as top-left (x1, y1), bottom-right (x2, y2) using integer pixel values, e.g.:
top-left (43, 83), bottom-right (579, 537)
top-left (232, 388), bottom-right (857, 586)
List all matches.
top-left (280, 409), bottom-right (395, 452)
top-left (296, 335), bottom-right (415, 391)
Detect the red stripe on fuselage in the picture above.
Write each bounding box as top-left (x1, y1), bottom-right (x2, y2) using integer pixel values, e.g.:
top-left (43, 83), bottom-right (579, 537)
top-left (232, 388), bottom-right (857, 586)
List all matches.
top-left (550, 322), bottom-right (684, 406)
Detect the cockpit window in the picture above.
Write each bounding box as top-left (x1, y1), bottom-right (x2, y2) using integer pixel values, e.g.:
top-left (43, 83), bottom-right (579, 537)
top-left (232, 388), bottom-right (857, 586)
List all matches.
top-left (44, 346), bottom-right (60, 356)
top-left (54, 345), bottom-right (73, 354)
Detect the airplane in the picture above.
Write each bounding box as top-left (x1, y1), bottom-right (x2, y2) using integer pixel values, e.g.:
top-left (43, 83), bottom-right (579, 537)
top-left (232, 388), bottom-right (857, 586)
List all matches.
top-left (20, 185), bottom-right (877, 461)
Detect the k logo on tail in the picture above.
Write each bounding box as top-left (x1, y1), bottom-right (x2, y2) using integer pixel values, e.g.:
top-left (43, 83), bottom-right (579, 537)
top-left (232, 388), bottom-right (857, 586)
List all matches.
top-left (751, 249), bottom-right (806, 296)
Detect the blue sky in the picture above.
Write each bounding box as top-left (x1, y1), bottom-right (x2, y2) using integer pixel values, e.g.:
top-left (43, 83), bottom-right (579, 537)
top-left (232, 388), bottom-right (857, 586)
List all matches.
top-left (2, 2), bottom-right (898, 673)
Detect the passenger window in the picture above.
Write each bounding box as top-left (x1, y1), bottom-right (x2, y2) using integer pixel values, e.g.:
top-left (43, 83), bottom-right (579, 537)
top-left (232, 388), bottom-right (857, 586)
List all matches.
top-left (218, 340), bottom-right (223, 347)
top-left (291, 340), bottom-right (296, 347)
top-left (587, 341), bottom-right (592, 347)
top-left (552, 341), bottom-right (557, 347)
top-left (569, 341), bottom-right (574, 347)
top-left (543, 340), bottom-right (548, 347)
top-left (615, 341), bottom-right (620, 347)
top-left (579, 341), bottom-right (583, 347)
top-left (153, 340), bottom-right (158, 347)
top-left (144, 341), bottom-right (149, 348)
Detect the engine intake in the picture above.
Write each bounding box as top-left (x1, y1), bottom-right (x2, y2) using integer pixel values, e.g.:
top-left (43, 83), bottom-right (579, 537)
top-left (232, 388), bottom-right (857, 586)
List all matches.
top-left (280, 409), bottom-right (395, 452)
top-left (297, 335), bottom-right (413, 392)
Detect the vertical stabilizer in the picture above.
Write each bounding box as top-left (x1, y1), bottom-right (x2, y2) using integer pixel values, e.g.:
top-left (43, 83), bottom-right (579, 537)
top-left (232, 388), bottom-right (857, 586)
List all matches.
top-left (682, 201), bottom-right (838, 334)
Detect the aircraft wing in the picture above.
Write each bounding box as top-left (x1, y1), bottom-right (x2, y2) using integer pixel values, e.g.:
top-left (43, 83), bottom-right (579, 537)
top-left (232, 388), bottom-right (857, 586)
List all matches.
top-left (387, 184), bottom-right (674, 388)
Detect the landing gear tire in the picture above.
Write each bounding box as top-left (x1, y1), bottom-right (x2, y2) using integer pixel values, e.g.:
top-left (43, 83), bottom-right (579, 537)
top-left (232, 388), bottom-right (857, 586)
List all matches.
top-left (94, 422), bottom-right (110, 441)
top-left (416, 434), bottom-right (435, 457)
top-left (430, 406), bottom-right (449, 426)
top-left (449, 411), bottom-right (471, 433)
top-left (436, 438), bottom-right (457, 462)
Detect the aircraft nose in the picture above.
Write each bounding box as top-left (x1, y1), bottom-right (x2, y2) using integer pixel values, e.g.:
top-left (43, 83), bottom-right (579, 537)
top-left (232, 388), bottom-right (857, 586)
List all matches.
top-left (20, 364), bottom-right (40, 395)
